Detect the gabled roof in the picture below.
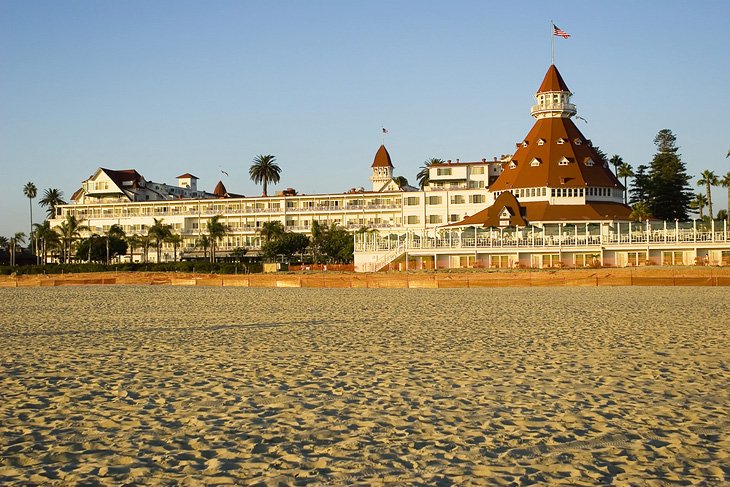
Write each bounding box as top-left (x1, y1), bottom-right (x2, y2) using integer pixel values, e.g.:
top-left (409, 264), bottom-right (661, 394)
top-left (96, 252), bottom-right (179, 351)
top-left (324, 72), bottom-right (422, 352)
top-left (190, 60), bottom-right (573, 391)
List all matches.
top-left (447, 191), bottom-right (632, 228)
top-left (489, 117), bottom-right (623, 191)
top-left (99, 168), bottom-right (144, 190)
top-left (537, 64), bottom-right (570, 93)
top-left (176, 173), bottom-right (198, 179)
top-left (371, 145), bottom-right (393, 168)
top-left (70, 187), bottom-right (84, 201)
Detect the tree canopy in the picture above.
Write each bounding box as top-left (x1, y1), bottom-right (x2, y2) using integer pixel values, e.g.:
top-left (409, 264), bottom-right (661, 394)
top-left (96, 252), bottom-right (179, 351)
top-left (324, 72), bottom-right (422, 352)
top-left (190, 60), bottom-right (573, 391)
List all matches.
top-left (647, 129), bottom-right (693, 220)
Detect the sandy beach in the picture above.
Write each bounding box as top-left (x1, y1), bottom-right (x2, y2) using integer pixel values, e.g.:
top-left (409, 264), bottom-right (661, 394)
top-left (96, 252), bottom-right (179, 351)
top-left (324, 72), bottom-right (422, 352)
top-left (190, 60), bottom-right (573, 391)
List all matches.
top-left (1, 286), bottom-right (728, 485)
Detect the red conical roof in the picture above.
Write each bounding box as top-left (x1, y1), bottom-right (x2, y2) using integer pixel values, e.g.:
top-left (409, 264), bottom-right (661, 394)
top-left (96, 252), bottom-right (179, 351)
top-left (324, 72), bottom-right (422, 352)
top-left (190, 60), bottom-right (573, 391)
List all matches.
top-left (537, 65), bottom-right (570, 93)
top-left (490, 117), bottom-right (623, 191)
top-left (371, 145), bottom-right (393, 168)
top-left (213, 180), bottom-right (227, 197)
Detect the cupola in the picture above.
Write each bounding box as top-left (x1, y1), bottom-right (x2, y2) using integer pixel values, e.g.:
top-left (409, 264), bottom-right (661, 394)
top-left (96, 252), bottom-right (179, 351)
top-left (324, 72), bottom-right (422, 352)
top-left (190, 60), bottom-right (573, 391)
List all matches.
top-left (530, 65), bottom-right (577, 120)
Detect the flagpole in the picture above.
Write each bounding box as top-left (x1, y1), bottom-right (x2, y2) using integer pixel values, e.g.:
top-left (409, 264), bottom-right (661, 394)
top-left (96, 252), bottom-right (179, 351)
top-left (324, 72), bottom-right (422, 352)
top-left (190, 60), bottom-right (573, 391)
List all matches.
top-left (550, 20), bottom-right (554, 65)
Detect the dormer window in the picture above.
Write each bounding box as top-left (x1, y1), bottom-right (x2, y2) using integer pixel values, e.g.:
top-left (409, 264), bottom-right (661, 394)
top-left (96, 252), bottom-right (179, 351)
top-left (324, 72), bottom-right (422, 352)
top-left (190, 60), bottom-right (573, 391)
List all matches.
top-left (509, 160), bottom-right (517, 169)
top-left (557, 138), bottom-right (566, 145)
top-left (537, 138), bottom-right (545, 146)
top-left (574, 138), bottom-right (582, 146)
top-left (586, 139), bottom-right (593, 147)
top-left (558, 157), bottom-right (570, 166)
top-left (584, 157), bottom-right (594, 167)
top-left (521, 141), bottom-right (529, 148)
top-left (530, 158), bottom-right (541, 167)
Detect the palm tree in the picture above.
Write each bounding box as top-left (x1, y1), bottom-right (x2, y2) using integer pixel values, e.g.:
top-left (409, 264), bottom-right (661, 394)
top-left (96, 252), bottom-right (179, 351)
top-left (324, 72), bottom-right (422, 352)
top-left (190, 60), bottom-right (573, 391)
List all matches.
top-left (259, 221), bottom-right (285, 243)
top-left (249, 154), bottom-right (281, 197)
top-left (197, 235), bottom-right (210, 260)
top-left (697, 170), bottom-right (719, 219)
top-left (138, 234), bottom-right (152, 263)
top-left (609, 155), bottom-right (623, 176)
top-left (617, 163), bottom-right (634, 204)
top-left (126, 235), bottom-right (140, 263)
top-left (0, 236), bottom-right (8, 265)
top-left (10, 232), bottom-right (26, 266)
top-left (105, 224), bottom-right (126, 264)
top-left (148, 218), bottom-right (171, 263)
top-left (393, 176), bottom-right (409, 189)
top-left (720, 172), bottom-right (730, 223)
top-left (165, 233), bottom-right (183, 262)
top-left (417, 158), bottom-right (445, 189)
top-left (207, 215), bottom-right (229, 263)
top-left (33, 221), bottom-right (60, 264)
top-left (39, 188), bottom-right (67, 219)
top-left (690, 193), bottom-right (708, 219)
top-left (56, 215), bottom-right (88, 263)
top-left (23, 182), bottom-right (37, 258)
top-left (629, 202), bottom-right (652, 222)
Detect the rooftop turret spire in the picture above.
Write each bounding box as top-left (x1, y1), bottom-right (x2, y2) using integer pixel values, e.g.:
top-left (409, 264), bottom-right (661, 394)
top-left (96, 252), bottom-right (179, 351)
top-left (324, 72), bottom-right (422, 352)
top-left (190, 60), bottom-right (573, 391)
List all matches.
top-left (530, 65), bottom-right (577, 120)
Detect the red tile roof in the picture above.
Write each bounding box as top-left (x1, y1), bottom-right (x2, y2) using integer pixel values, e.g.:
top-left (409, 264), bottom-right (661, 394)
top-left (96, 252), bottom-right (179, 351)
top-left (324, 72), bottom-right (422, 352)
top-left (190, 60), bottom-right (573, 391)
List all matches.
top-left (213, 180), bottom-right (227, 197)
top-left (176, 173), bottom-right (198, 179)
top-left (447, 191), bottom-right (632, 227)
top-left (537, 64), bottom-right (570, 93)
top-left (489, 117), bottom-right (623, 191)
top-left (371, 145), bottom-right (393, 168)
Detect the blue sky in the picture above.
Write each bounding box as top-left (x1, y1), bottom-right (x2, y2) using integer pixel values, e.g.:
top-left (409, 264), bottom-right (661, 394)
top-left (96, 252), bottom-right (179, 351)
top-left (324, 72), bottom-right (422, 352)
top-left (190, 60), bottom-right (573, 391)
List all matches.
top-left (2, 1), bottom-right (729, 237)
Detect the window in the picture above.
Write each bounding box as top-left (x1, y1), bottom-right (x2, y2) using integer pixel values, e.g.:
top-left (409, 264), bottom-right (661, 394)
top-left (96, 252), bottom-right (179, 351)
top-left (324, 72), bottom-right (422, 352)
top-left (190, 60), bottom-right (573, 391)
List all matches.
top-left (558, 157), bottom-right (570, 166)
top-left (436, 168), bottom-right (452, 176)
top-left (405, 197), bottom-right (420, 206)
top-left (662, 251), bottom-right (684, 266)
top-left (542, 188), bottom-right (546, 196)
top-left (427, 196), bottom-right (442, 205)
top-left (551, 189), bottom-right (556, 197)
top-left (449, 214), bottom-right (460, 222)
top-left (626, 252), bottom-right (647, 266)
top-left (450, 195), bottom-right (465, 204)
top-left (406, 215), bottom-right (420, 224)
top-left (471, 167), bottom-right (485, 175)
top-left (490, 255), bottom-right (512, 269)
top-left (574, 138), bottom-right (582, 145)
top-left (530, 158), bottom-right (541, 167)
top-left (470, 194), bottom-right (485, 204)
top-left (522, 141), bottom-right (528, 147)
top-left (557, 138), bottom-right (565, 145)
top-left (509, 160), bottom-right (517, 169)
top-left (537, 139), bottom-right (545, 146)
top-left (429, 215), bottom-right (442, 224)
top-left (575, 253), bottom-right (597, 267)
top-left (584, 158), bottom-right (594, 167)
top-left (542, 254), bottom-right (561, 268)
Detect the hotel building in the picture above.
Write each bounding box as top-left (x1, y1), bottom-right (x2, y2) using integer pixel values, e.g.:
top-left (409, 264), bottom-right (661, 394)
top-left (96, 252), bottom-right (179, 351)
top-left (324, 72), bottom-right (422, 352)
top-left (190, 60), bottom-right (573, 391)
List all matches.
top-left (51, 65), bottom-right (730, 269)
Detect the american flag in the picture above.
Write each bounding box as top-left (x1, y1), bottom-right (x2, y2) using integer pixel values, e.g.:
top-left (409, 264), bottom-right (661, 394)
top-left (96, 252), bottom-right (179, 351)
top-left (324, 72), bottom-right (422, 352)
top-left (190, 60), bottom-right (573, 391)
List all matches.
top-left (553, 24), bottom-right (570, 39)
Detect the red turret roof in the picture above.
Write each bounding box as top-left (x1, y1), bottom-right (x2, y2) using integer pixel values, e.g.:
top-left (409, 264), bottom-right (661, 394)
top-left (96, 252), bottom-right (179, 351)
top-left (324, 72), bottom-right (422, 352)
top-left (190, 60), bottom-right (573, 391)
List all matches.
top-left (213, 180), bottom-right (227, 197)
top-left (371, 145), bottom-right (393, 168)
top-left (176, 173), bottom-right (198, 179)
top-left (537, 64), bottom-right (570, 93)
top-left (489, 117), bottom-right (623, 191)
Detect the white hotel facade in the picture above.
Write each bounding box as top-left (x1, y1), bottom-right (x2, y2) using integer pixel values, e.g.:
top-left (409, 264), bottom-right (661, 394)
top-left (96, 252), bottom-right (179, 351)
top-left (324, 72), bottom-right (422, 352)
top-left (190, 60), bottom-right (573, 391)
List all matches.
top-left (51, 65), bottom-right (730, 270)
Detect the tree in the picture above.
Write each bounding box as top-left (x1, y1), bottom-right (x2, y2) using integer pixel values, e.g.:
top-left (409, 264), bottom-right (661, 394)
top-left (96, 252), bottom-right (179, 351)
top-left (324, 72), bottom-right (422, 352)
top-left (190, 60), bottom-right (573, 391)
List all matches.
top-left (165, 233), bottom-right (183, 262)
top-left (629, 164), bottom-right (650, 205)
top-left (259, 221), bottom-right (285, 243)
top-left (310, 221), bottom-right (354, 264)
top-left (0, 236), bottom-right (8, 265)
top-left (617, 163), bottom-right (634, 204)
top-left (126, 235), bottom-right (141, 263)
top-left (720, 172), bottom-right (730, 222)
top-left (23, 182), bottom-right (37, 258)
top-left (56, 215), bottom-right (88, 263)
top-left (249, 154), bottom-right (281, 197)
top-left (261, 231), bottom-right (310, 262)
top-left (39, 188), bottom-right (67, 220)
top-left (197, 235), bottom-right (210, 260)
top-left (138, 234), bottom-right (152, 263)
top-left (33, 221), bottom-right (60, 264)
top-left (393, 176), bottom-right (409, 189)
top-left (9, 232), bottom-right (26, 266)
top-left (148, 218), bottom-right (171, 263)
top-left (417, 158), bottom-right (445, 189)
top-left (697, 170), bottom-right (718, 220)
top-left (690, 193), bottom-right (707, 219)
top-left (105, 224), bottom-right (127, 264)
top-left (629, 202), bottom-right (652, 222)
top-left (207, 215), bottom-right (229, 263)
top-left (609, 155), bottom-right (623, 176)
top-left (647, 129), bottom-right (693, 221)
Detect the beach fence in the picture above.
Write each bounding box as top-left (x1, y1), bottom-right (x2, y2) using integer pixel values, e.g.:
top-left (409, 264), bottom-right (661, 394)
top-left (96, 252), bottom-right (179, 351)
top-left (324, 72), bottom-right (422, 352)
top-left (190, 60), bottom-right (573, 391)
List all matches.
top-left (1, 268), bottom-right (730, 288)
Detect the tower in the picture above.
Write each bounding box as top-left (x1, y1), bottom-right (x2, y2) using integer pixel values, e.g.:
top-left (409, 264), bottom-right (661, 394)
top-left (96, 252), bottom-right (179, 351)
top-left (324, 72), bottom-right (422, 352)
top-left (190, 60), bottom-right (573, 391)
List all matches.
top-left (370, 145), bottom-right (394, 192)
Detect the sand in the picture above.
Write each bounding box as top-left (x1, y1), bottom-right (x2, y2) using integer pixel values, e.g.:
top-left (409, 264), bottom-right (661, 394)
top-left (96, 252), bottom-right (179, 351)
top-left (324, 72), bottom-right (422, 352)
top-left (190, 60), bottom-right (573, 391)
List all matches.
top-left (0, 286), bottom-right (728, 485)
